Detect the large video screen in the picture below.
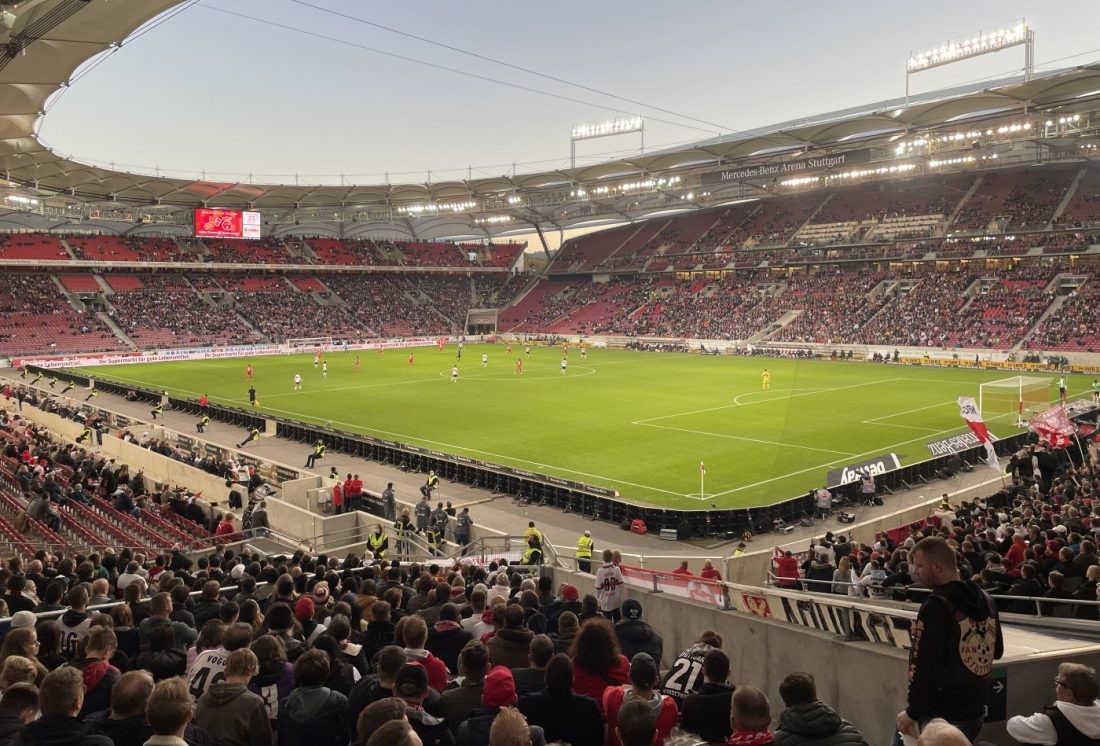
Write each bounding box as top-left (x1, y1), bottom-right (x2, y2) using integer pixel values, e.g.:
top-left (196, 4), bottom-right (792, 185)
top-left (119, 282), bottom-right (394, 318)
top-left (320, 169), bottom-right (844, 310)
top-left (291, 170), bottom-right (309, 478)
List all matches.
top-left (194, 208), bottom-right (261, 239)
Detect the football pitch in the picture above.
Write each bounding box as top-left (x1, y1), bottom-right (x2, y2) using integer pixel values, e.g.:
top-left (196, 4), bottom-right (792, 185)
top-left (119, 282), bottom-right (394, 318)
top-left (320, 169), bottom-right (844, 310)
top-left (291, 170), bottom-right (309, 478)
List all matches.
top-left (73, 345), bottom-right (1083, 510)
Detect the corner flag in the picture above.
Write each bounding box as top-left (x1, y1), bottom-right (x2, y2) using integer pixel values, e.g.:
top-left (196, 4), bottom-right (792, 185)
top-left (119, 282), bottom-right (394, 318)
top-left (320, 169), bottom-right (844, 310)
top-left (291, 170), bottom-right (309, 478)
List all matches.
top-left (957, 396), bottom-right (1000, 472)
top-left (700, 461), bottom-right (706, 476)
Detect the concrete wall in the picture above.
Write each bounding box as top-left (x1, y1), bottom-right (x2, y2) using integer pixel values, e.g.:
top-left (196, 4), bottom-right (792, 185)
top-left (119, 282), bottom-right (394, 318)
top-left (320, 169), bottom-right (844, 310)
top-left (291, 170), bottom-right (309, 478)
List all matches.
top-left (547, 566), bottom-right (1100, 746)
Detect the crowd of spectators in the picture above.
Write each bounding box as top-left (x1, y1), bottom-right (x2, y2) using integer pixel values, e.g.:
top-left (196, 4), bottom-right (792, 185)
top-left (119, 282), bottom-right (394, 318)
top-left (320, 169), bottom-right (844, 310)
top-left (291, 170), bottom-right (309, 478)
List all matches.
top-left (0, 275), bottom-right (119, 357)
top-left (108, 276), bottom-right (262, 349)
top-left (1025, 280), bottom-right (1100, 352)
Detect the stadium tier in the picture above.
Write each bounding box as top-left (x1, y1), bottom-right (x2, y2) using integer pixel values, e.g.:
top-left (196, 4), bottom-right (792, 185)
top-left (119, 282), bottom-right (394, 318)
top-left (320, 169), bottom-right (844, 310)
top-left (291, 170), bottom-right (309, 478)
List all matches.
top-left (2, 167), bottom-right (1100, 357)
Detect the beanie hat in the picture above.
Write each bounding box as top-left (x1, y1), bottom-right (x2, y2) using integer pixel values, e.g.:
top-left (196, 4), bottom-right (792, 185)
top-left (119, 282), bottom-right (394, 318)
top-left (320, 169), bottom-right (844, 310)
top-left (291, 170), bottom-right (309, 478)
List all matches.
top-left (394, 663), bottom-right (429, 698)
top-left (294, 596), bottom-right (315, 622)
top-left (9, 610), bottom-right (35, 629)
top-left (482, 665), bottom-right (517, 707)
top-left (266, 603), bottom-right (293, 632)
top-left (312, 582), bottom-right (330, 604)
top-left (629, 652), bottom-right (659, 688)
top-left (620, 598), bottom-right (643, 620)
top-left (561, 584), bottom-right (579, 602)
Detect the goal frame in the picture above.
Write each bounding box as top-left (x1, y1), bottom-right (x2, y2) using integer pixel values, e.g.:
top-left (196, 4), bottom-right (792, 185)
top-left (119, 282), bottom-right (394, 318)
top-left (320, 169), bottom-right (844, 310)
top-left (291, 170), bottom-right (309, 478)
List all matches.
top-left (286, 336), bottom-right (334, 351)
top-left (979, 375), bottom-right (1050, 427)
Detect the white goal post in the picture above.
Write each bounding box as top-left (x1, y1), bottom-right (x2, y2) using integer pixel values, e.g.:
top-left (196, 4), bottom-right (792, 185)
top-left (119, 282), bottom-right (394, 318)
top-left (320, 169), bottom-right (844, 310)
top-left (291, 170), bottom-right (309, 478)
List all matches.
top-left (287, 336), bottom-right (334, 351)
top-left (980, 375), bottom-right (1051, 427)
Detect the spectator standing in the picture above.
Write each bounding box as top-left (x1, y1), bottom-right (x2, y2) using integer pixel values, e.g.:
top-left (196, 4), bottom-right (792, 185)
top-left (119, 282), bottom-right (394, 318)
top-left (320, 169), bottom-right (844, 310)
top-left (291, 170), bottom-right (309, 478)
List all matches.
top-left (454, 508), bottom-right (473, 550)
top-left (194, 649), bottom-right (272, 746)
top-left (1006, 662), bottom-right (1100, 744)
top-left (595, 549), bottom-right (625, 622)
top-left (894, 537), bottom-right (1003, 744)
top-left (575, 531), bottom-right (594, 573)
top-left (382, 483), bottom-right (396, 522)
top-left (773, 671), bottom-right (868, 745)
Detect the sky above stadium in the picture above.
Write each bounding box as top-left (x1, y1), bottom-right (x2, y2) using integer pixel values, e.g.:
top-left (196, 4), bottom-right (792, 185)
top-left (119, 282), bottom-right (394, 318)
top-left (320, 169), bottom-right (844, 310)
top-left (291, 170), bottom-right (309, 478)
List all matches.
top-left (38, 0), bottom-right (1100, 186)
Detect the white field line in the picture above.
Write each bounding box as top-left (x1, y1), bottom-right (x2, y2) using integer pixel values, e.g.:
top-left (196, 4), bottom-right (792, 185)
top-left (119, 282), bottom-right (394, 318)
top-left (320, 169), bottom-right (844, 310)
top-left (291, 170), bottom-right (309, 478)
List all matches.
top-left (634, 422), bottom-right (857, 457)
top-left (92, 371), bottom-right (688, 498)
top-left (633, 378), bottom-right (905, 425)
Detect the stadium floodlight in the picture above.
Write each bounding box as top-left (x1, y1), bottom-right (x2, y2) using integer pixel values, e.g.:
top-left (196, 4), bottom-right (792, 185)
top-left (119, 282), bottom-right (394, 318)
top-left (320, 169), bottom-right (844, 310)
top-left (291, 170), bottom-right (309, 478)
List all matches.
top-left (905, 21), bottom-right (1033, 100)
top-left (570, 116), bottom-right (644, 168)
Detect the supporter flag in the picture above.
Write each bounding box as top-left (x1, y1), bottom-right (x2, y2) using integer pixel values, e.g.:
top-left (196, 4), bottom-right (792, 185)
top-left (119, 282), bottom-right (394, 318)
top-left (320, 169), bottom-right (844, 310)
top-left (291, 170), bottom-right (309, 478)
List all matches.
top-left (1078, 422), bottom-right (1099, 443)
top-left (1029, 405), bottom-right (1075, 449)
top-left (957, 396), bottom-right (1000, 472)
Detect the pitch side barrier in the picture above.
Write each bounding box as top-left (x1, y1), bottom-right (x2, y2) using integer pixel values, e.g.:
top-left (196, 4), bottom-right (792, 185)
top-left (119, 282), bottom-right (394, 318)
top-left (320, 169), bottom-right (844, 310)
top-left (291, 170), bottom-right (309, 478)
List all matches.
top-left (35, 366), bottom-right (1046, 538)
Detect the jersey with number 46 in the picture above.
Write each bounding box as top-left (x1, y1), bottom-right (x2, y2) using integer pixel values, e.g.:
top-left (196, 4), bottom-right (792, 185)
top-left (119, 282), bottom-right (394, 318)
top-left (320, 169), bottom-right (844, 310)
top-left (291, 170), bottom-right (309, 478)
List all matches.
top-left (659, 642), bottom-right (716, 703)
top-left (188, 647), bottom-right (229, 697)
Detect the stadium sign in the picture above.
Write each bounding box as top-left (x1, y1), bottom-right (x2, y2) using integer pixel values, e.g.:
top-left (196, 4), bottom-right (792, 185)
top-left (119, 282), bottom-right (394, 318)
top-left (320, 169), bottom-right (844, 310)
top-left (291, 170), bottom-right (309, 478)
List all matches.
top-left (826, 452), bottom-right (901, 487)
top-left (701, 148), bottom-right (871, 186)
top-left (925, 432), bottom-right (981, 456)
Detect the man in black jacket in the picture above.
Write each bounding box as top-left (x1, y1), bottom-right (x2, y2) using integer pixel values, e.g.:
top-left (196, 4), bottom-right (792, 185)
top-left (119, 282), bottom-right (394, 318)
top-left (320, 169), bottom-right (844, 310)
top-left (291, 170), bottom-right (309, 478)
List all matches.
top-left (895, 537), bottom-right (1003, 745)
top-left (680, 648), bottom-right (736, 744)
top-left (615, 599), bottom-right (663, 666)
top-left (519, 653), bottom-right (603, 746)
top-left (17, 667), bottom-right (113, 746)
top-left (773, 671), bottom-right (867, 745)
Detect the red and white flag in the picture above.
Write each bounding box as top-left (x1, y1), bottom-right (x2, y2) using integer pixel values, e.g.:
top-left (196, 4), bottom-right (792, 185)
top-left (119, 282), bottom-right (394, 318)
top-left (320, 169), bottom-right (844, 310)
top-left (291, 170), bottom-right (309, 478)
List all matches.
top-left (957, 396), bottom-right (1000, 472)
top-left (1029, 405), bottom-right (1076, 448)
top-left (699, 461), bottom-right (706, 476)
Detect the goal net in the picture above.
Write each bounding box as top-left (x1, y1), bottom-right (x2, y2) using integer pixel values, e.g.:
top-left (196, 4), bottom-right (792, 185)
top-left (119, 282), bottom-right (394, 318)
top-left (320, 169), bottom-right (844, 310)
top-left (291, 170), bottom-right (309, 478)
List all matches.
top-left (980, 376), bottom-right (1050, 427)
top-left (287, 336), bottom-right (333, 351)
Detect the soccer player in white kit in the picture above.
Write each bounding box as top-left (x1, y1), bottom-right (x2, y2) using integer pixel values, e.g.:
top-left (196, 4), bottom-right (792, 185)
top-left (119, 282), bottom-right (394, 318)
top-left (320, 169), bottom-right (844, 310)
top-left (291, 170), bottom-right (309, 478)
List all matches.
top-left (451, 365), bottom-right (459, 383)
top-left (481, 353), bottom-right (488, 367)
top-left (293, 373), bottom-right (302, 391)
top-left (314, 352), bottom-right (320, 368)
top-left (561, 358), bottom-right (568, 375)
top-left (322, 361), bottom-right (328, 378)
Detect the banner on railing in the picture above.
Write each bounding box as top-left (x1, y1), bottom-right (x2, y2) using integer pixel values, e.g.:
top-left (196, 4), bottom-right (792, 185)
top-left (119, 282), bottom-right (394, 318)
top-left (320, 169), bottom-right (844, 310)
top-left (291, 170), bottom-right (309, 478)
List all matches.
top-left (730, 584), bottom-right (917, 650)
top-left (620, 565), bottom-right (726, 609)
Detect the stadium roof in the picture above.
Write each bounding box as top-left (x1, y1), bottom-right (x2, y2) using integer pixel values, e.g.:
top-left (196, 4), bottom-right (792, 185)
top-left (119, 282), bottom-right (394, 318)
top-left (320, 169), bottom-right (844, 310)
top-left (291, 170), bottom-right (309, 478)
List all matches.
top-left (5, 0), bottom-right (1100, 238)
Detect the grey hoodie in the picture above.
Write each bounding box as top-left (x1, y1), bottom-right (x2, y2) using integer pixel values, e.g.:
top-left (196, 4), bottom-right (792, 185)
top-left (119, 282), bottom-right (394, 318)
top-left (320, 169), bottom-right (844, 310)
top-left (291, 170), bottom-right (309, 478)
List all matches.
top-left (195, 682), bottom-right (272, 746)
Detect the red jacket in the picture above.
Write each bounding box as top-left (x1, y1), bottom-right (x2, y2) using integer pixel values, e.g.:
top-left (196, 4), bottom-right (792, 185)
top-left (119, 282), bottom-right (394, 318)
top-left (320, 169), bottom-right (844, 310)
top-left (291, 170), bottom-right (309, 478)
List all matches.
top-left (215, 520), bottom-right (236, 537)
top-left (701, 567), bottom-right (722, 581)
top-left (573, 654), bottom-right (630, 712)
top-left (332, 484), bottom-right (343, 506)
top-left (405, 650), bottom-right (448, 694)
top-left (774, 555), bottom-right (800, 586)
top-left (603, 686), bottom-right (679, 746)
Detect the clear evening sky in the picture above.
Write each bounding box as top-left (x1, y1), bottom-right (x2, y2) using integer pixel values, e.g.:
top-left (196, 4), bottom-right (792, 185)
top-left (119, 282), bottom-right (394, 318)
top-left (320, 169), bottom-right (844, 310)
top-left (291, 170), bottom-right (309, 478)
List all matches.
top-left (38, 1), bottom-right (1100, 185)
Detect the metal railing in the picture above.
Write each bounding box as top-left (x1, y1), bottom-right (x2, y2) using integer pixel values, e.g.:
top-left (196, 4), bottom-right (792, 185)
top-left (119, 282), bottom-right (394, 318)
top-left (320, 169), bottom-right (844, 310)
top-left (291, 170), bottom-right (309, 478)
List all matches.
top-left (765, 571), bottom-right (1100, 618)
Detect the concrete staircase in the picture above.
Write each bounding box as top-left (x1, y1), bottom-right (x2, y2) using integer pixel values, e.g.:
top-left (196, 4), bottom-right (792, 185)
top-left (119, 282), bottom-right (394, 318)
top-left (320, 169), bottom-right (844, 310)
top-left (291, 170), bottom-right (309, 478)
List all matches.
top-left (96, 312), bottom-right (138, 350)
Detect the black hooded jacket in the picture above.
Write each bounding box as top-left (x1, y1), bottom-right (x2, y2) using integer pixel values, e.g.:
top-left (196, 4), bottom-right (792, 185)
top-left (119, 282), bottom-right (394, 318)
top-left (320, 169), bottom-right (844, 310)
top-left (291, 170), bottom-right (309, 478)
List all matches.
top-left (905, 579), bottom-right (1003, 723)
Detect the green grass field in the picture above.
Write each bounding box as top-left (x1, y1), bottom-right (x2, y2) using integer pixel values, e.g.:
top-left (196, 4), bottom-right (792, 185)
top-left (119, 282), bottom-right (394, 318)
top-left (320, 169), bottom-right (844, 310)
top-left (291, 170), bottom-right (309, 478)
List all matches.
top-left (73, 345), bottom-right (1087, 510)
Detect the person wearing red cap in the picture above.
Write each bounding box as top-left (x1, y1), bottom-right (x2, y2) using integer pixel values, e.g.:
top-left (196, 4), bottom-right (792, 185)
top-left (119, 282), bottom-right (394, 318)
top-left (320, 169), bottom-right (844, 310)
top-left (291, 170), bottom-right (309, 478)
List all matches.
top-left (294, 596), bottom-right (326, 646)
top-left (454, 666), bottom-right (546, 746)
top-left (545, 585), bottom-right (582, 635)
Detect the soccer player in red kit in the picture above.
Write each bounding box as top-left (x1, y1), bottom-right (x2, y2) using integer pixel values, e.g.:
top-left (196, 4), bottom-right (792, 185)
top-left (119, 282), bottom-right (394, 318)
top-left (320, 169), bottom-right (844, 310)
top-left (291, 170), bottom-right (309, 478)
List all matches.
top-left (245, 364), bottom-right (253, 379)
top-left (515, 358), bottom-right (523, 376)
top-left (408, 352), bottom-right (414, 367)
